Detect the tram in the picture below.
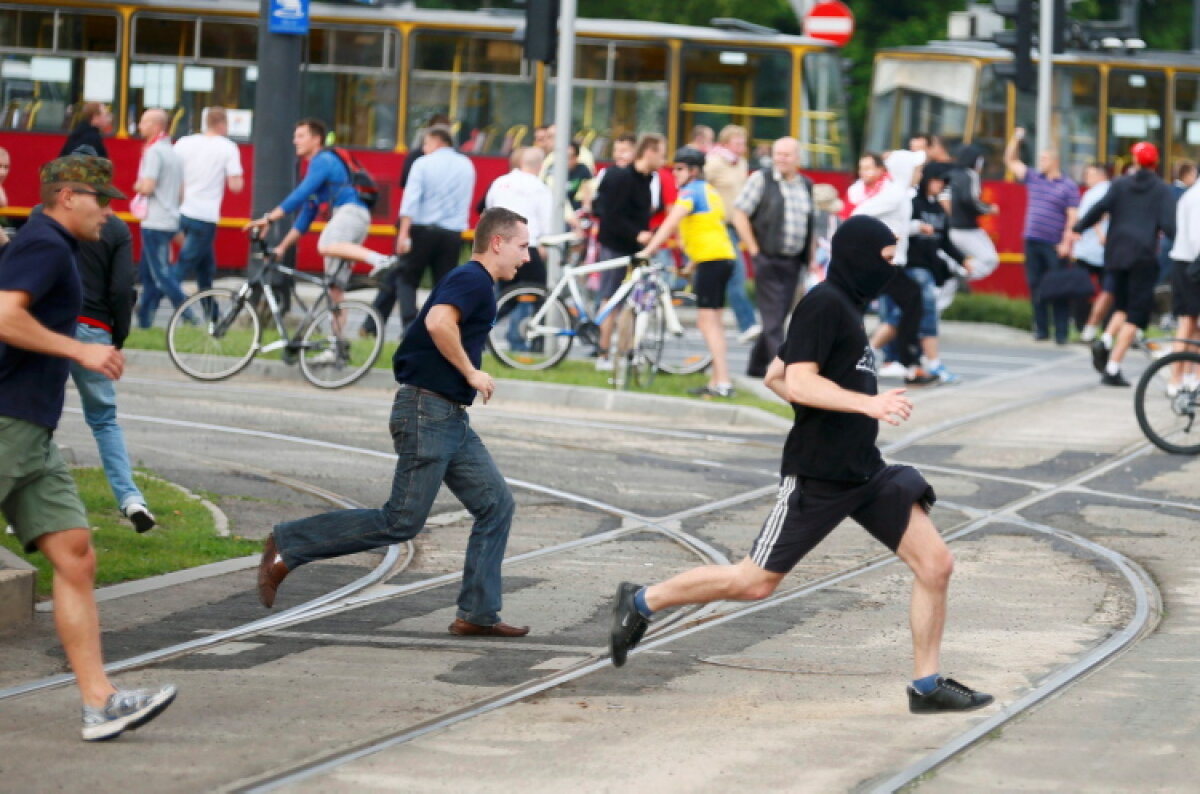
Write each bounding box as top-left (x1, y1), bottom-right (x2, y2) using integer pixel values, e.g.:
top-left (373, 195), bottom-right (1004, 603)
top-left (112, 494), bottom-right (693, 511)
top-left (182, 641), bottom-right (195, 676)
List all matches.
top-left (0, 1), bottom-right (852, 271)
top-left (866, 41), bottom-right (1200, 297)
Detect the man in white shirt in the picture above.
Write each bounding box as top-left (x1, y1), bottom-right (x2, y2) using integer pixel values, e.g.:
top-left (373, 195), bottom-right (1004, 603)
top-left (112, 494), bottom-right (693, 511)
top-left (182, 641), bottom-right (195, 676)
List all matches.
top-left (174, 107), bottom-right (244, 293)
top-left (486, 146), bottom-right (553, 353)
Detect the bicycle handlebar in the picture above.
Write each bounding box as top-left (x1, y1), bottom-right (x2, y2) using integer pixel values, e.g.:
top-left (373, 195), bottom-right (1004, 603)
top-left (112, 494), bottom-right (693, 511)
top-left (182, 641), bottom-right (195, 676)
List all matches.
top-left (538, 232), bottom-right (584, 247)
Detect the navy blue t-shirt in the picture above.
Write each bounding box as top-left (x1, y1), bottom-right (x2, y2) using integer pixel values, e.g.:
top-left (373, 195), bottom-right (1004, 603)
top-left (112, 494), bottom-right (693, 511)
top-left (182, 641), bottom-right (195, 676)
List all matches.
top-left (0, 212), bottom-right (82, 429)
top-left (393, 261), bottom-right (496, 405)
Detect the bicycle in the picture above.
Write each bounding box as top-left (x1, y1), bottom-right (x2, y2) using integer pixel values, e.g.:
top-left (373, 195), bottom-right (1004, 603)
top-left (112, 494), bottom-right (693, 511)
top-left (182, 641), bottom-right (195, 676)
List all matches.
top-left (166, 228), bottom-right (386, 388)
top-left (487, 233), bottom-right (711, 378)
top-left (1134, 336), bottom-right (1200, 454)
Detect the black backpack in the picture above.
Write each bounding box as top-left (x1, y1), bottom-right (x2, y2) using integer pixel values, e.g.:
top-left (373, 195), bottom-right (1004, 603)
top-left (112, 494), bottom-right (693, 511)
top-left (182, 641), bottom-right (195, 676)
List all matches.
top-left (330, 147), bottom-right (380, 209)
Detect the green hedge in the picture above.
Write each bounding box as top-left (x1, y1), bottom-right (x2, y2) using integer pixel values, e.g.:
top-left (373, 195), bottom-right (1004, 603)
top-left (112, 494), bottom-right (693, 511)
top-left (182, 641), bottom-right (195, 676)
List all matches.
top-left (943, 291), bottom-right (1032, 331)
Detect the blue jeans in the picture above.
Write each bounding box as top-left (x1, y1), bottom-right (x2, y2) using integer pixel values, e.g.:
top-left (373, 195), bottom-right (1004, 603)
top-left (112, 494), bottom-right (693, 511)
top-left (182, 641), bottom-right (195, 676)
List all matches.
top-left (69, 324), bottom-right (145, 511)
top-left (273, 386), bottom-right (516, 625)
top-left (724, 225), bottom-right (757, 332)
top-left (138, 227), bottom-right (190, 328)
top-left (177, 216), bottom-right (217, 293)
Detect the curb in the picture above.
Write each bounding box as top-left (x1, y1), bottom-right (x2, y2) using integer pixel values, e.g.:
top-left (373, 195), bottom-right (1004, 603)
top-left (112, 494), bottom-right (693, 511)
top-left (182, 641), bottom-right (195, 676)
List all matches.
top-left (0, 545), bottom-right (36, 630)
top-left (122, 349), bottom-right (792, 431)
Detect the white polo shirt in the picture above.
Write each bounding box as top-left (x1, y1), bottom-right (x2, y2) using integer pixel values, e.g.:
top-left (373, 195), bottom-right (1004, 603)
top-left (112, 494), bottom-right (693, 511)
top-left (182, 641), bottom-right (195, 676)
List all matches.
top-left (174, 133), bottom-right (243, 224)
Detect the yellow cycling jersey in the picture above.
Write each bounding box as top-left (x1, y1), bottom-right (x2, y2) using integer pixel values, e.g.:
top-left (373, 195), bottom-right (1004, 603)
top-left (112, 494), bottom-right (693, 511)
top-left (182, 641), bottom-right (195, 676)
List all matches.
top-left (676, 179), bottom-right (736, 263)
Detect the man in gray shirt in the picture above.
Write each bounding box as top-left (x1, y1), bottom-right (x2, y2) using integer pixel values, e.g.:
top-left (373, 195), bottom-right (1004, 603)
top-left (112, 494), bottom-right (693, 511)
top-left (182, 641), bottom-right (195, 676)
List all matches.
top-left (133, 108), bottom-right (189, 328)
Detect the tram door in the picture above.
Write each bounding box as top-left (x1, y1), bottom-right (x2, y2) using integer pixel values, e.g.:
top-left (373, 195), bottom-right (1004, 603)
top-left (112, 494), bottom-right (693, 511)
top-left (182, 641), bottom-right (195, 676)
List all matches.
top-left (678, 46), bottom-right (790, 156)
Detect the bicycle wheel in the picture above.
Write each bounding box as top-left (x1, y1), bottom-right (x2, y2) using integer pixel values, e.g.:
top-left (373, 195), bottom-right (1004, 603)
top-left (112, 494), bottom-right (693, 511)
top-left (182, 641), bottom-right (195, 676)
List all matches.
top-left (657, 289), bottom-right (712, 375)
top-left (487, 286), bottom-right (575, 370)
top-left (630, 298), bottom-right (665, 388)
top-left (1134, 351), bottom-right (1200, 454)
top-left (298, 300), bottom-right (385, 388)
top-left (167, 288), bottom-right (260, 381)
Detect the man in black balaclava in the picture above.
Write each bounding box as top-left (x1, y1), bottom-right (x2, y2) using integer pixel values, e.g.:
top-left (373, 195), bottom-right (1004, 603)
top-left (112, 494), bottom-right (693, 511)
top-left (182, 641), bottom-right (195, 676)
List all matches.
top-left (608, 216), bottom-right (994, 715)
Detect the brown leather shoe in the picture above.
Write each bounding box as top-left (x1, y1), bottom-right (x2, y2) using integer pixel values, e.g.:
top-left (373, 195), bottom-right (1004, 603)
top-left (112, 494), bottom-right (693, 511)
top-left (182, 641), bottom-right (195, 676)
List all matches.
top-left (257, 533), bottom-right (289, 608)
top-left (448, 618), bottom-right (529, 637)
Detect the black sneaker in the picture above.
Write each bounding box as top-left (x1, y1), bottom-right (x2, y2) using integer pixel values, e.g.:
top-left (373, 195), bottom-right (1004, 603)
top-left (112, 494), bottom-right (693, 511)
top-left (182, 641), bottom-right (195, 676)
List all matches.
top-left (1091, 338), bottom-right (1110, 374)
top-left (123, 503), bottom-right (156, 534)
top-left (610, 581), bottom-right (649, 668)
top-left (1100, 370), bottom-right (1131, 387)
top-left (907, 677), bottom-right (994, 714)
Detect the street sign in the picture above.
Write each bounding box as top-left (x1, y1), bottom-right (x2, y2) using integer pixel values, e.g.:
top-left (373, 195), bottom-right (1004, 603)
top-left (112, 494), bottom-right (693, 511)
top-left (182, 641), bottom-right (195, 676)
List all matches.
top-left (803, 0), bottom-right (854, 47)
top-left (268, 0), bottom-right (309, 35)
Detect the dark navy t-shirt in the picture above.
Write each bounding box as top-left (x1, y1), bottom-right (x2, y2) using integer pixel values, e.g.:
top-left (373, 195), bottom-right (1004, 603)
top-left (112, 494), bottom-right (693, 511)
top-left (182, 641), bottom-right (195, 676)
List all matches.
top-left (779, 283), bottom-right (884, 482)
top-left (0, 212), bottom-right (82, 429)
top-left (393, 261), bottom-right (496, 405)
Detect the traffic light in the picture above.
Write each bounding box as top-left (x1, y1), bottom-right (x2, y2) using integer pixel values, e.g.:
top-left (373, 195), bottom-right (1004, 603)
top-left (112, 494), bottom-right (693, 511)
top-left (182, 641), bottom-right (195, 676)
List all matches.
top-left (993, 0), bottom-right (1034, 92)
top-left (524, 0), bottom-right (560, 64)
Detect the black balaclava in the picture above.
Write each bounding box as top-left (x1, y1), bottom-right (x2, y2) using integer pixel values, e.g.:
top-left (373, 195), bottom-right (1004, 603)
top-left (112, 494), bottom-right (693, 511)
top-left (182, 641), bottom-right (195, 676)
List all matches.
top-left (955, 143), bottom-right (984, 170)
top-left (825, 215), bottom-right (898, 310)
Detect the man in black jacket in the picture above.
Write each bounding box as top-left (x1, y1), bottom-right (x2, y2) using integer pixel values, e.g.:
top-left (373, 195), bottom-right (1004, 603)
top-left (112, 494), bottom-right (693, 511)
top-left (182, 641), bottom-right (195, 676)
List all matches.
top-left (60, 103), bottom-right (110, 159)
top-left (592, 133), bottom-right (664, 370)
top-left (37, 145), bottom-right (155, 531)
top-left (1073, 142), bottom-right (1176, 386)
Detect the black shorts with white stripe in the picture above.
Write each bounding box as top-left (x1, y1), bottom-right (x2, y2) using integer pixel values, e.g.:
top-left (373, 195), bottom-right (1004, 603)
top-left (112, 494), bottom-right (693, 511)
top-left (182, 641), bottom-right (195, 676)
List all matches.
top-left (749, 464), bottom-right (935, 574)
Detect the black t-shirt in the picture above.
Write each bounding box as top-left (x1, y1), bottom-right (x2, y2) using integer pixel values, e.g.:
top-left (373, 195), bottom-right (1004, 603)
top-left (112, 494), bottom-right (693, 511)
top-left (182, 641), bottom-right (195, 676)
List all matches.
top-left (393, 261), bottom-right (495, 405)
top-left (0, 212), bottom-right (82, 429)
top-left (779, 283), bottom-right (884, 482)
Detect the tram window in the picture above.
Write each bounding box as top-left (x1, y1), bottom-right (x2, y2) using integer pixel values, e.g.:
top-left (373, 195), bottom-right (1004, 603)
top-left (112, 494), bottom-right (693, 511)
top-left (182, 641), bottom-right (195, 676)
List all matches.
top-left (679, 46), bottom-right (790, 152)
top-left (974, 64), bottom-right (1007, 179)
top-left (1172, 74), bottom-right (1200, 171)
top-left (800, 50), bottom-right (851, 170)
top-left (133, 17), bottom-right (196, 58)
top-left (409, 32), bottom-right (533, 156)
top-left (129, 62), bottom-right (256, 139)
top-left (1053, 66), bottom-right (1100, 182)
top-left (303, 72), bottom-right (397, 150)
top-left (309, 27), bottom-right (391, 70)
top-left (199, 21), bottom-right (257, 62)
top-left (1107, 69), bottom-right (1165, 172)
top-left (545, 42), bottom-right (667, 160)
top-left (0, 9), bottom-right (119, 132)
top-left (868, 57), bottom-right (974, 156)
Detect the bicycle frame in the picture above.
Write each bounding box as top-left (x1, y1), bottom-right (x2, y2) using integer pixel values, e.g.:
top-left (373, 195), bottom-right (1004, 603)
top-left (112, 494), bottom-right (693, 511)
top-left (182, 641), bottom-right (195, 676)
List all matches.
top-left (239, 234), bottom-right (337, 354)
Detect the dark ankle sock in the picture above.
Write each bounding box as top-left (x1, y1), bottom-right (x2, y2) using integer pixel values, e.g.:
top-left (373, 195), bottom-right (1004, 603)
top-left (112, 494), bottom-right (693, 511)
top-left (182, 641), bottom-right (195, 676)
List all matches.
top-left (912, 673), bottom-right (941, 695)
top-left (633, 587), bottom-right (654, 618)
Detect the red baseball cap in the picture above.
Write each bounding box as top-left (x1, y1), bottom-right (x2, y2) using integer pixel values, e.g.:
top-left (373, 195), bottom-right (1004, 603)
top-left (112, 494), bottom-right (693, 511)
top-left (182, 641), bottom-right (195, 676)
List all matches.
top-left (1131, 141), bottom-right (1159, 168)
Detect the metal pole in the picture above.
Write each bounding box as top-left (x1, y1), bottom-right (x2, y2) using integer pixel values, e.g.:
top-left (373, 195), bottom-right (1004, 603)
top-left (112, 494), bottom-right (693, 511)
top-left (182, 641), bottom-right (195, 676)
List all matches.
top-left (1035, 0), bottom-right (1053, 159)
top-left (547, 0), bottom-right (576, 286)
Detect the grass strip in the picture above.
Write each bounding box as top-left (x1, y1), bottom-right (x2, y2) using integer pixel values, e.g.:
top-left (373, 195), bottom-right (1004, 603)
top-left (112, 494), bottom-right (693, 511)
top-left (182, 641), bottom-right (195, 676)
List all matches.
top-left (1, 467), bottom-right (260, 597)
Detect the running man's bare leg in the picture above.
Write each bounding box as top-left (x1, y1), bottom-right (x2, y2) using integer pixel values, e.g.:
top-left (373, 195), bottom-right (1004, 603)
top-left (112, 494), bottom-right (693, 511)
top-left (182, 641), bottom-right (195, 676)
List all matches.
top-left (36, 529), bottom-right (117, 708)
top-left (320, 240), bottom-right (384, 267)
top-left (643, 557), bottom-right (785, 612)
top-left (894, 505), bottom-right (954, 679)
top-left (870, 323), bottom-right (897, 350)
top-left (1109, 320), bottom-right (1140, 367)
top-left (696, 307), bottom-right (729, 386)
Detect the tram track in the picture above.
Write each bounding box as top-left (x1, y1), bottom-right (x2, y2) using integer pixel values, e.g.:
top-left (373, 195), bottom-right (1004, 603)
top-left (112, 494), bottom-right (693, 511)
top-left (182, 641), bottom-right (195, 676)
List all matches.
top-left (5, 354), bottom-right (1163, 791)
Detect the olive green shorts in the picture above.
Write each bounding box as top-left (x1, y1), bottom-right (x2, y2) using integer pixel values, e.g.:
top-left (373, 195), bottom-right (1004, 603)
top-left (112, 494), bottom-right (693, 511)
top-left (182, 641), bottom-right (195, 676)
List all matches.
top-left (0, 417), bottom-right (88, 553)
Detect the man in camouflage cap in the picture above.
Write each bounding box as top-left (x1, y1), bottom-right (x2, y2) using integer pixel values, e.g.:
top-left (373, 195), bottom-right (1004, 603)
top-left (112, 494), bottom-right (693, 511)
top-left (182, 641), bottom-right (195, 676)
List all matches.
top-left (0, 154), bottom-right (177, 740)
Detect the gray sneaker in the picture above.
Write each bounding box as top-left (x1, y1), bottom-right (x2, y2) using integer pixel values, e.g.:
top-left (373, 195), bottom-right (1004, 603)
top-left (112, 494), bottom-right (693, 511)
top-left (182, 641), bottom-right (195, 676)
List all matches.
top-left (82, 685), bottom-right (177, 741)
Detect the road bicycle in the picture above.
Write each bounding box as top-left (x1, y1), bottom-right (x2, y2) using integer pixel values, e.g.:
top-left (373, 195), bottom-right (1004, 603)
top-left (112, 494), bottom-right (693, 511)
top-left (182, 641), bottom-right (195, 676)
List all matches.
top-left (166, 228), bottom-right (385, 388)
top-left (1133, 337), bottom-right (1200, 454)
top-left (487, 234), bottom-right (711, 378)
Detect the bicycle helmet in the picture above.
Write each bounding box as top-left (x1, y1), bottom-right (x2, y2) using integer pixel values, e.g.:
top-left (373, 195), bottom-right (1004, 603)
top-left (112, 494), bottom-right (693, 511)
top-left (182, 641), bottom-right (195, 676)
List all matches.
top-left (1131, 141), bottom-right (1159, 168)
top-left (673, 146), bottom-right (706, 169)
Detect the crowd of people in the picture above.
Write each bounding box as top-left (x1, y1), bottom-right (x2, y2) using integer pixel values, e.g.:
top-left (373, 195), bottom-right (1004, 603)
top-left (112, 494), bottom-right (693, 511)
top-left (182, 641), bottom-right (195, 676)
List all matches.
top-left (7, 101), bottom-right (1200, 743)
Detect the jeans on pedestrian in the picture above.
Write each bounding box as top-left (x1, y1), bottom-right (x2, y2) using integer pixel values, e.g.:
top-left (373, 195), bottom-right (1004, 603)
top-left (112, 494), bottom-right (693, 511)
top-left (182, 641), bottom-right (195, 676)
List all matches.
top-left (273, 386), bottom-right (516, 625)
top-left (138, 227), bottom-right (191, 328)
top-left (724, 225), bottom-right (757, 332)
top-left (1024, 238), bottom-right (1070, 343)
top-left (69, 324), bottom-right (145, 512)
top-left (177, 216), bottom-right (217, 293)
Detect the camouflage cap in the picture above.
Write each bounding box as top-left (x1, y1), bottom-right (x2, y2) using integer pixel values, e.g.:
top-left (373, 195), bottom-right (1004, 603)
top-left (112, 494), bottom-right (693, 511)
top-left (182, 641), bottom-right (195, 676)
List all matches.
top-left (39, 154), bottom-right (127, 200)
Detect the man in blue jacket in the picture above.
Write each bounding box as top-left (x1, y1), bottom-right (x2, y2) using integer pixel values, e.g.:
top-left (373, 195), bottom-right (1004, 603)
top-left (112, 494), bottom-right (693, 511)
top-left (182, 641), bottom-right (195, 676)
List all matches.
top-left (249, 118), bottom-right (396, 310)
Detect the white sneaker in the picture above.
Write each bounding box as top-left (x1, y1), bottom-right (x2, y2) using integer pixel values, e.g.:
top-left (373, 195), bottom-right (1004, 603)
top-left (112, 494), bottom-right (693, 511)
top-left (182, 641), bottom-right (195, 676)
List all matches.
top-left (878, 361), bottom-right (907, 378)
top-left (308, 349), bottom-right (339, 366)
top-left (368, 255), bottom-right (400, 278)
top-left (123, 503), bottom-right (156, 534)
top-left (595, 356), bottom-right (614, 372)
top-left (1079, 325), bottom-right (1097, 343)
top-left (736, 323), bottom-right (762, 344)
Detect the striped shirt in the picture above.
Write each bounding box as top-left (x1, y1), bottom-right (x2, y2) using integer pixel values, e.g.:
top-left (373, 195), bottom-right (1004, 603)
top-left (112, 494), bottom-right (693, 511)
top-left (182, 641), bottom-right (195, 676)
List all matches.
top-left (735, 169), bottom-right (812, 256)
top-left (1022, 170), bottom-right (1079, 244)
top-left (400, 146), bottom-right (476, 231)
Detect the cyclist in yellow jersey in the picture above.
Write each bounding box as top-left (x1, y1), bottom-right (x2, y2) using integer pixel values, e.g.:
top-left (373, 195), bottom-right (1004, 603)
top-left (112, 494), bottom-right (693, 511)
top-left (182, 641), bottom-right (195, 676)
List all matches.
top-left (640, 147), bottom-right (737, 397)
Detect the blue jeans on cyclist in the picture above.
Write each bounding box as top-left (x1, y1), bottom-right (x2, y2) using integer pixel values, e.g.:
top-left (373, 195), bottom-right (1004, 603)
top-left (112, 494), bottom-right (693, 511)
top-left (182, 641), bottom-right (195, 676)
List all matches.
top-left (138, 227), bottom-right (193, 328)
top-left (272, 386), bottom-right (515, 626)
top-left (69, 324), bottom-right (147, 512)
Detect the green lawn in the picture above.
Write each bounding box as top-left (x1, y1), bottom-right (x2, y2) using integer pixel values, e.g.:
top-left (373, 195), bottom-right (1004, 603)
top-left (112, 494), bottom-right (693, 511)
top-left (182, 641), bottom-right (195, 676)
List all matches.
top-left (1, 468), bottom-right (260, 597)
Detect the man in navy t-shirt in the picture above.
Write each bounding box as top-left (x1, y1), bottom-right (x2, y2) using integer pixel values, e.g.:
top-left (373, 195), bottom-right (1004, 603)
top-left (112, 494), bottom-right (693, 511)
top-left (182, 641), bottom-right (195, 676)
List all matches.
top-left (261, 208), bottom-right (533, 638)
top-left (0, 155), bottom-right (176, 740)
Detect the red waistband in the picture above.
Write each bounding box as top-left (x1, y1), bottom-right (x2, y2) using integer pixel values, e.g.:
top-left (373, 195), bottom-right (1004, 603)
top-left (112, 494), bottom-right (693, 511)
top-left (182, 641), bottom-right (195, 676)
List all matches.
top-left (78, 316), bottom-right (113, 333)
